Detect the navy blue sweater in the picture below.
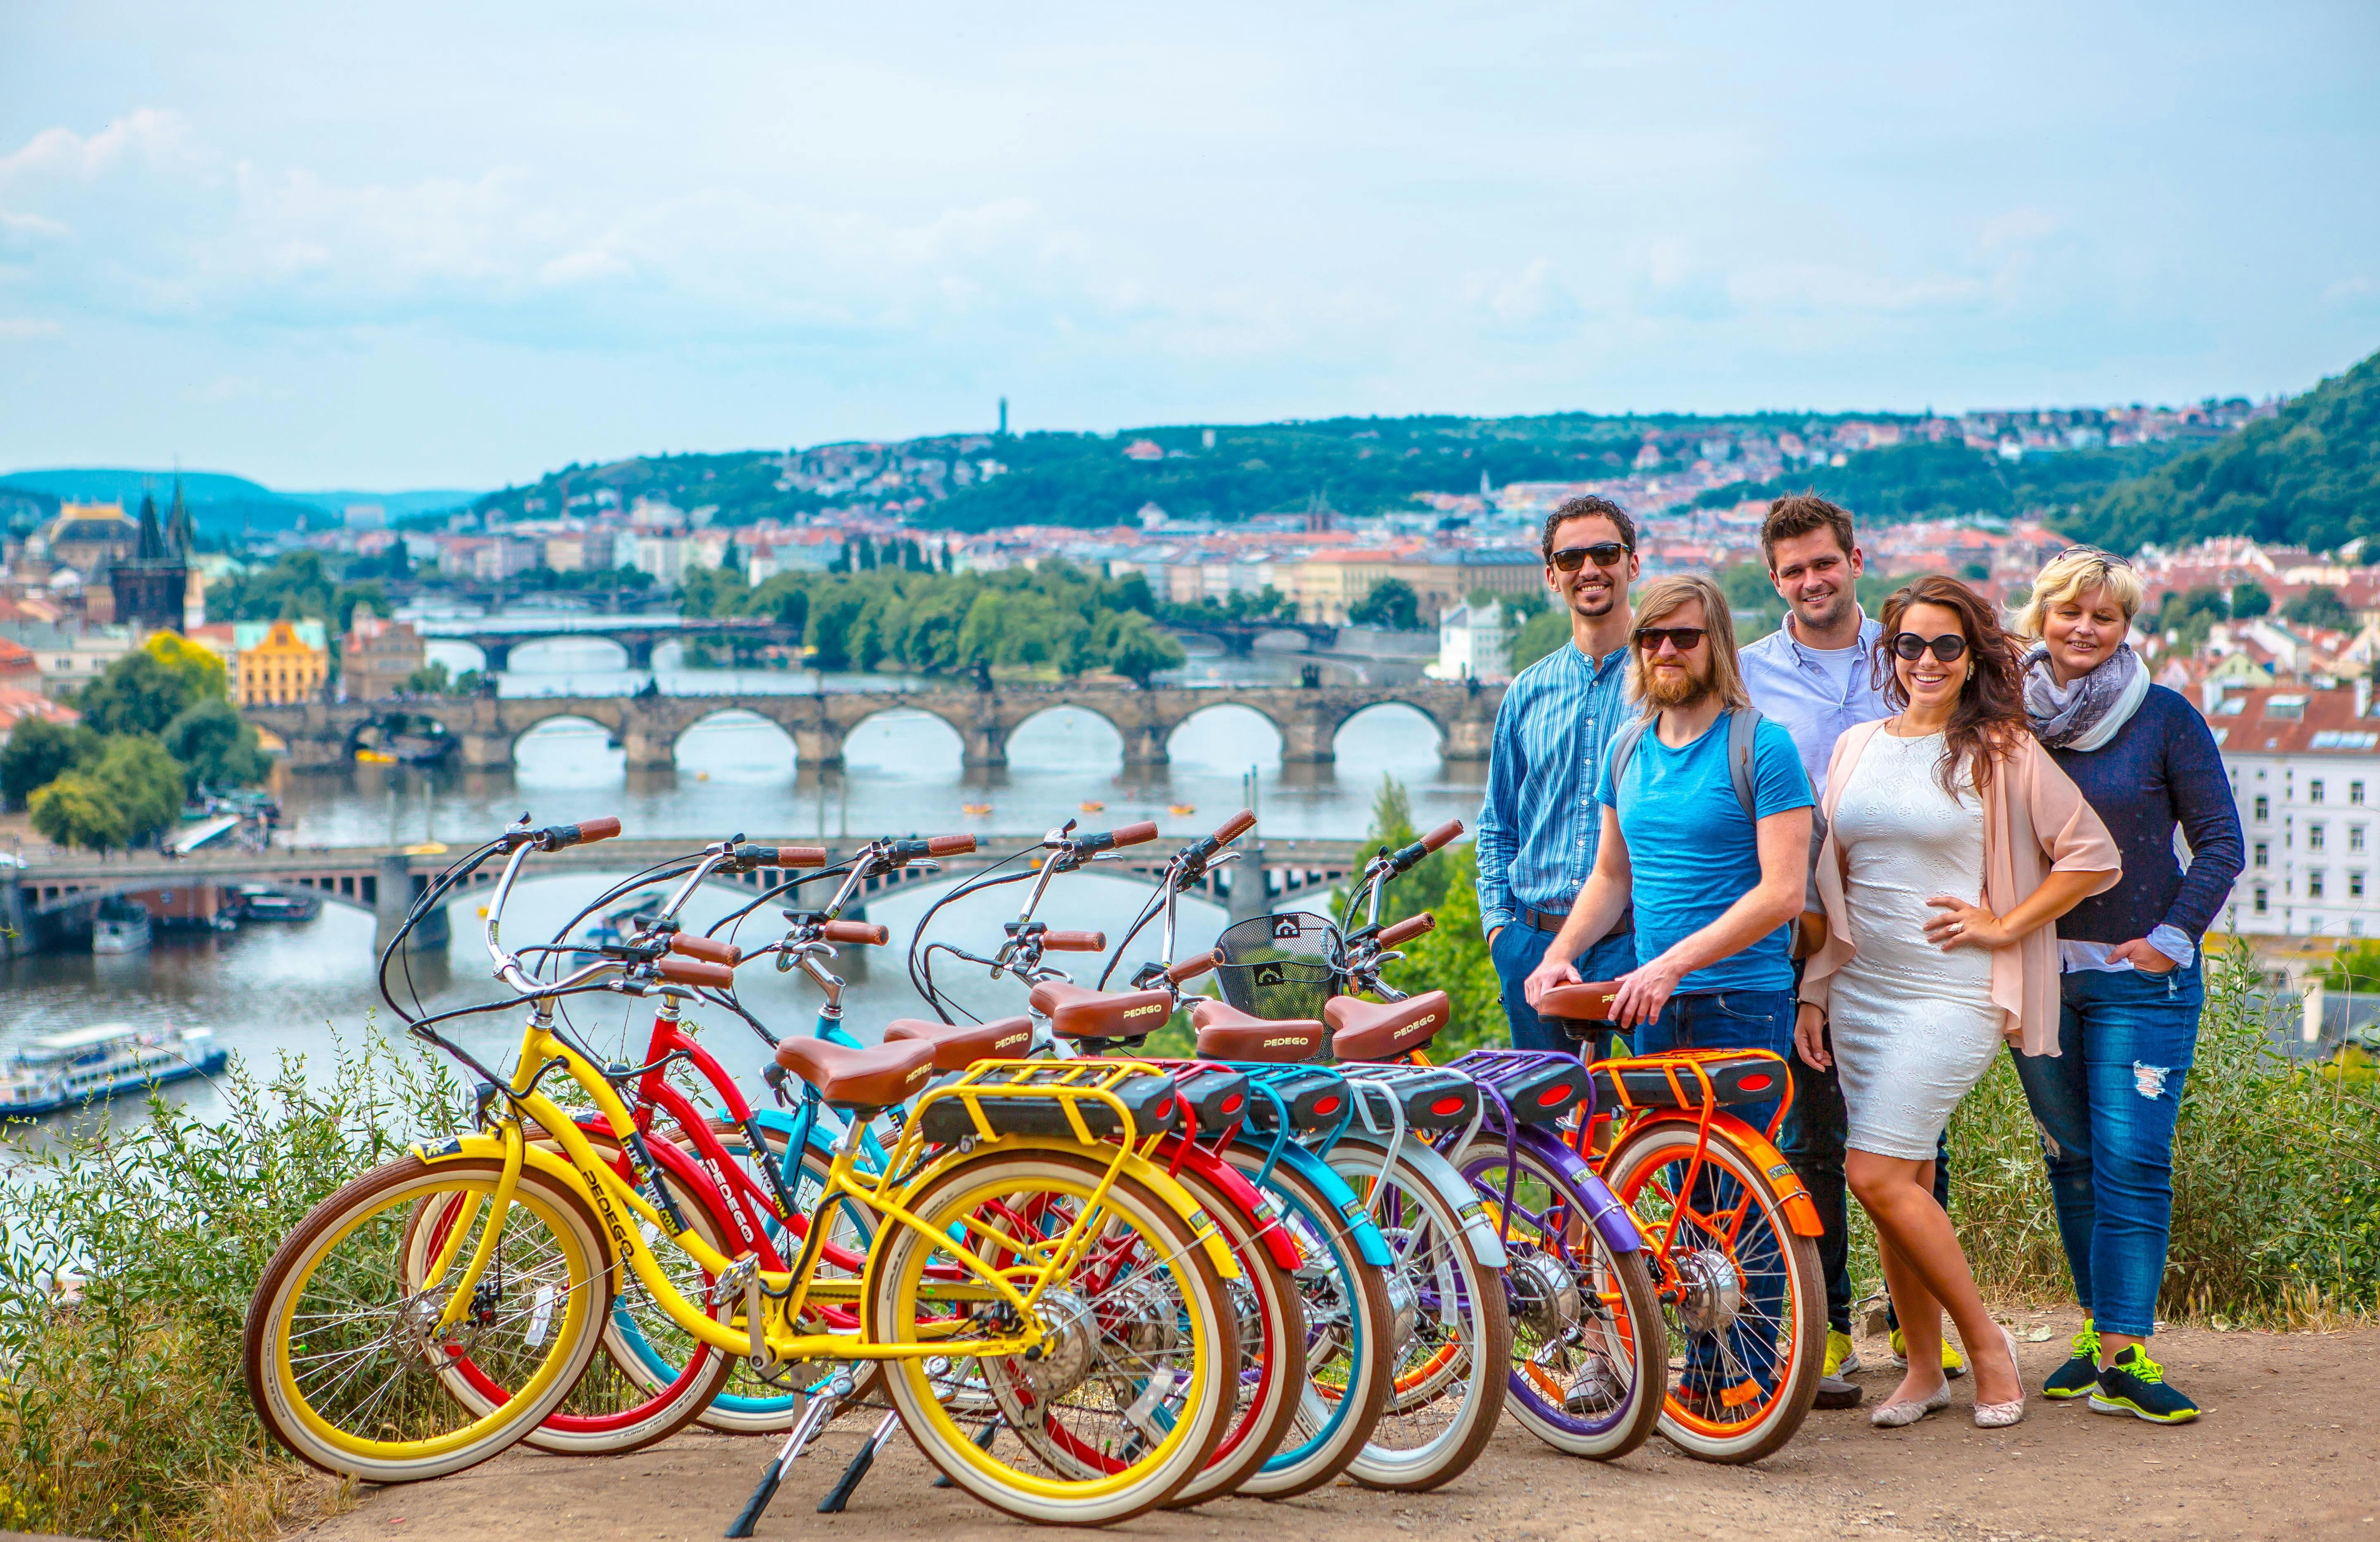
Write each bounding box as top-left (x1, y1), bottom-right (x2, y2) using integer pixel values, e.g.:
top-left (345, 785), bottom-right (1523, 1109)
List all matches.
top-left (2043, 685), bottom-right (2244, 947)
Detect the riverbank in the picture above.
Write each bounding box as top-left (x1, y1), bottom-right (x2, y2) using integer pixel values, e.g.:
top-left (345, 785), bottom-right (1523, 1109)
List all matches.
top-left (283, 1313), bottom-right (2375, 1542)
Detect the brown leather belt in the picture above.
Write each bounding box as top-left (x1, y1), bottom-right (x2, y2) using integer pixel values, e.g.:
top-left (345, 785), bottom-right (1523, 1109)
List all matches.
top-left (1520, 903), bottom-right (1630, 938)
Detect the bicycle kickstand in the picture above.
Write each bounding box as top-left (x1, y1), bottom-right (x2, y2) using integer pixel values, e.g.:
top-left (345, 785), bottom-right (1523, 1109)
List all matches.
top-left (931, 1416), bottom-right (1001, 1487)
top-left (816, 1410), bottom-right (901, 1513)
top-left (726, 1373), bottom-right (854, 1538)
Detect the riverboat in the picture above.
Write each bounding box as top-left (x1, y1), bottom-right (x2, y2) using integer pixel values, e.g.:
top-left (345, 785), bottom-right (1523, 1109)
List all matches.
top-left (234, 884), bottom-right (320, 922)
top-left (0, 1024), bottom-right (227, 1117)
top-left (91, 898), bottom-right (152, 954)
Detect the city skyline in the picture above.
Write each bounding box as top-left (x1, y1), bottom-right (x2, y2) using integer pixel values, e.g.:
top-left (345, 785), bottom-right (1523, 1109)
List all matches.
top-left (2, 2), bottom-right (2375, 489)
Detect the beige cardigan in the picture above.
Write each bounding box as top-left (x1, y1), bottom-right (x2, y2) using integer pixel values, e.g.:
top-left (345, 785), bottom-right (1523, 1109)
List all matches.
top-left (1799, 719), bottom-right (2120, 1057)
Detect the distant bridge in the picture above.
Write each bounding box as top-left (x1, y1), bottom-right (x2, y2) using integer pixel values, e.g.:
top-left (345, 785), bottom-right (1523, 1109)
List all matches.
top-left (248, 681), bottom-right (1504, 772)
top-left (417, 617), bottom-right (801, 672)
top-left (5, 834), bottom-right (1372, 956)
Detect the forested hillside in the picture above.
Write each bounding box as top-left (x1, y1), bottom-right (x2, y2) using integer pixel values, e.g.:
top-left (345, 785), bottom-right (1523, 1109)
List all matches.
top-left (2080, 349), bottom-right (2380, 554)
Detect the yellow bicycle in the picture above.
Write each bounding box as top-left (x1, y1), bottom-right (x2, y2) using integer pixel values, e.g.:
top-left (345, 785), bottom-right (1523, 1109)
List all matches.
top-left (241, 817), bottom-right (1244, 1525)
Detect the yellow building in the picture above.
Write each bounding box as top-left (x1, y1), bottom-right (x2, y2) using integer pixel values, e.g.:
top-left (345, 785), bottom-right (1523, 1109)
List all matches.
top-left (236, 621), bottom-right (329, 706)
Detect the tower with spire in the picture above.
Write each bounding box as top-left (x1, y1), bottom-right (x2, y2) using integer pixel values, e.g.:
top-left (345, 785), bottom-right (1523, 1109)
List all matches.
top-left (108, 482), bottom-right (191, 634)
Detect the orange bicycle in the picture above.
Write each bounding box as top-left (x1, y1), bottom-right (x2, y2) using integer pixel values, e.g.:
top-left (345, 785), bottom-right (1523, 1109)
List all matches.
top-left (1536, 984), bottom-right (1826, 1463)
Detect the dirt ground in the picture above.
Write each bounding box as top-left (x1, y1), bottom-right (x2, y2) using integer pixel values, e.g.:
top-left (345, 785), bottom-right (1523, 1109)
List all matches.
top-left (289, 1310), bottom-right (2375, 1542)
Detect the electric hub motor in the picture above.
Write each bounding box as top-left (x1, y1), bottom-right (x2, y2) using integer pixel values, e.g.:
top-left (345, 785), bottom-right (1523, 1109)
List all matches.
top-left (1507, 1250), bottom-right (1582, 1340)
top-left (1673, 1247), bottom-right (1744, 1337)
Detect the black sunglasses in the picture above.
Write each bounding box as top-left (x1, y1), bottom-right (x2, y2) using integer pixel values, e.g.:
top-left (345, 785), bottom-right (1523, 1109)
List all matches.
top-left (1633, 626), bottom-right (1706, 653)
top-left (1890, 631), bottom-right (1969, 662)
top-left (1549, 543), bottom-right (1631, 572)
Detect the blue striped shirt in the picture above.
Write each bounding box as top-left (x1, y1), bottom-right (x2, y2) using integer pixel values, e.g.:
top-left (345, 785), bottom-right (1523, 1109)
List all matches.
top-left (1475, 639), bottom-right (1634, 935)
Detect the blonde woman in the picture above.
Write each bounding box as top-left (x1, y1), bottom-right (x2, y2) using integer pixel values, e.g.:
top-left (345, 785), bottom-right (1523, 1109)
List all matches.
top-left (2010, 548), bottom-right (2243, 1424)
top-left (1797, 576), bottom-right (2120, 1430)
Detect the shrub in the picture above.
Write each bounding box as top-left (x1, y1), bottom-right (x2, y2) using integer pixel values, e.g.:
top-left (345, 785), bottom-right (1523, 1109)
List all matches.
top-left (0, 1039), bottom-right (462, 1541)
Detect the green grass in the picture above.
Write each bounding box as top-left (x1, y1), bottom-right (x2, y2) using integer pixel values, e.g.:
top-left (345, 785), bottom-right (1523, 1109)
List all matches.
top-left (0, 1038), bottom-right (462, 1542)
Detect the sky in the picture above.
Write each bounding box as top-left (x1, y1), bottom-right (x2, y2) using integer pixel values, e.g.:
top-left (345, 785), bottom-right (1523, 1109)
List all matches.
top-left (2, 2), bottom-right (2375, 491)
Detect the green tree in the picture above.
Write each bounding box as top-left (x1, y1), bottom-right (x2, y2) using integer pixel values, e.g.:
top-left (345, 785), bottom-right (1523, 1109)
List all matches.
top-left (75, 651), bottom-right (202, 737)
top-left (2323, 941), bottom-right (2380, 993)
top-left (91, 736), bottom-right (187, 844)
top-left (404, 660), bottom-right (454, 694)
top-left (0, 717), bottom-right (100, 809)
top-left (1349, 577), bottom-right (1421, 631)
top-left (2231, 581), bottom-right (2271, 618)
top-left (30, 773), bottom-right (127, 852)
top-left (1104, 612), bottom-right (1186, 686)
top-left (2283, 585), bottom-right (2353, 632)
top-left (1363, 775), bottom-right (1457, 922)
top-left (1720, 561), bottom-right (1785, 638)
top-left (1507, 608), bottom-right (1572, 673)
top-left (163, 697), bottom-right (270, 794)
top-left (142, 631), bottom-right (230, 701)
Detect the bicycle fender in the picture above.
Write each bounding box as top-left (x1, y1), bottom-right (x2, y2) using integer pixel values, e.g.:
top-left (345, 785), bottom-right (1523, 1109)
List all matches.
top-left (891, 1136), bottom-right (1241, 1280)
top-left (410, 1133), bottom-right (632, 1263)
top-left (1628, 1109), bottom-right (1824, 1238)
top-left (1158, 1137), bottom-right (1305, 1273)
top-left (1328, 1131), bottom-right (1510, 1268)
top-left (751, 1103), bottom-right (841, 1155)
top-left (1508, 1125), bottom-right (1641, 1256)
top-left (1224, 1135), bottom-right (1396, 1268)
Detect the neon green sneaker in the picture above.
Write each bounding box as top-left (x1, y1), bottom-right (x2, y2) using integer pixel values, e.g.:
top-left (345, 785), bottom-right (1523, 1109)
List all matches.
top-left (2043, 1320), bottom-right (2101, 1399)
top-left (2090, 1344), bottom-right (2201, 1423)
top-left (1825, 1328), bottom-right (1863, 1378)
top-left (1889, 1326), bottom-right (1968, 1379)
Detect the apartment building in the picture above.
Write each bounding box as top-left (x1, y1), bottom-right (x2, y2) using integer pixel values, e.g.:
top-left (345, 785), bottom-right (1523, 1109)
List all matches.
top-left (2212, 682), bottom-right (2380, 938)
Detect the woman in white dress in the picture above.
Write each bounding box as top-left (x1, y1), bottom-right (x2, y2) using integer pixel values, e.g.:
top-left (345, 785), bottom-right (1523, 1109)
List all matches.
top-left (1796, 576), bottom-right (2119, 1430)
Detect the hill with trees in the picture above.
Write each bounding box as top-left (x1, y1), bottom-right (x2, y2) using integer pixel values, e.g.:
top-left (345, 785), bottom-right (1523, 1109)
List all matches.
top-left (2078, 348), bottom-right (2380, 555)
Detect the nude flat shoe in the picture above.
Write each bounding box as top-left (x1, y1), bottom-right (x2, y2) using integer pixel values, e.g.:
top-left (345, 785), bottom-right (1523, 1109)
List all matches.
top-left (1973, 1327), bottom-right (2026, 1429)
top-left (1869, 1378), bottom-right (1952, 1428)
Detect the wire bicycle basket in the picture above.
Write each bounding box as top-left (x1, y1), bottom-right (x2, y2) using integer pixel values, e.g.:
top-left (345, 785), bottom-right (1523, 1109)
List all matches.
top-left (1211, 911), bottom-right (1348, 1021)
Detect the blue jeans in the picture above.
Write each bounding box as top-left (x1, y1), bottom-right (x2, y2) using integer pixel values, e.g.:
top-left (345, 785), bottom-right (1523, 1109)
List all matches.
top-left (1635, 988), bottom-right (1797, 1391)
top-left (1490, 920), bottom-right (1638, 1056)
top-left (2011, 961), bottom-right (2203, 1340)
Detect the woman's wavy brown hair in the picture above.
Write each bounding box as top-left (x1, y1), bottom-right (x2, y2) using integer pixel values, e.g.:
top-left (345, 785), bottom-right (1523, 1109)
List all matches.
top-left (1872, 574), bottom-right (2027, 795)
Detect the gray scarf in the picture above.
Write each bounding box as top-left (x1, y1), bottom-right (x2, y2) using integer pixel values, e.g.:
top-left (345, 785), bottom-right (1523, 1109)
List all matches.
top-left (2023, 642), bottom-right (2149, 751)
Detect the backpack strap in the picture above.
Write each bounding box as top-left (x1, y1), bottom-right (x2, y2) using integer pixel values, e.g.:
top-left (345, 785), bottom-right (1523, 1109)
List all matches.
top-left (1606, 717), bottom-right (1650, 814)
top-left (1725, 706), bottom-right (1762, 824)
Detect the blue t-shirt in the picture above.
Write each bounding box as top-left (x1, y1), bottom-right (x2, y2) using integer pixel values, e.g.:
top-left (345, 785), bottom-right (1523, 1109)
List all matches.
top-left (1597, 712), bottom-right (1813, 994)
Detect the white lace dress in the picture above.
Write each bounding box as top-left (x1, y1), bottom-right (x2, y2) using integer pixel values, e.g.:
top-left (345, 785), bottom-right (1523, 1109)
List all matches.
top-left (1826, 729), bottom-right (2002, 1161)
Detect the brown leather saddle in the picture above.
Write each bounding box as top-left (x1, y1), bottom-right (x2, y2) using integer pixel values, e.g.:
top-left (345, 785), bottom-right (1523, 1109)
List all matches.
top-left (1028, 980), bottom-right (1174, 1042)
top-left (882, 1015), bottom-right (1035, 1071)
top-left (1324, 990), bottom-right (1452, 1061)
top-left (1189, 998), bottom-right (1326, 1062)
top-left (775, 1036), bottom-right (935, 1110)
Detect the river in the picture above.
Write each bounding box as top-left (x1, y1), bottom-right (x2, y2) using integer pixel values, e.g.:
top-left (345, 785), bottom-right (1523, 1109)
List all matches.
top-left (1, 630), bottom-right (1490, 1129)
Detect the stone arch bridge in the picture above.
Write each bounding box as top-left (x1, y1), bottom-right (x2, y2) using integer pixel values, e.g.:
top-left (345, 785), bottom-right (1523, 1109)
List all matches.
top-left (250, 681), bottom-right (1504, 772)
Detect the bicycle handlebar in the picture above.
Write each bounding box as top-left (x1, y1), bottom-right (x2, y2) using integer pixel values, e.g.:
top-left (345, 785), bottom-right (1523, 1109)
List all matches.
top-left (1376, 912), bottom-right (1435, 948)
top-left (1071, 822), bottom-right (1157, 855)
top-left (889, 834), bottom-right (975, 861)
top-left (1209, 809), bottom-right (1257, 846)
top-left (1419, 819), bottom-right (1463, 853)
top-left (656, 955), bottom-right (736, 988)
top-left (1166, 949), bottom-right (1219, 983)
top-left (538, 816), bottom-right (621, 849)
top-left (669, 933), bottom-right (743, 966)
top-left (1040, 929), bottom-right (1106, 952)
top-left (821, 919), bottom-right (890, 946)
top-left (743, 845), bottom-right (828, 868)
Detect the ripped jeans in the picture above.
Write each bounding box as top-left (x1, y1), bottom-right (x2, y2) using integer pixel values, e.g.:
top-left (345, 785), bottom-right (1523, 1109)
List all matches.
top-left (2010, 959), bottom-right (2203, 1340)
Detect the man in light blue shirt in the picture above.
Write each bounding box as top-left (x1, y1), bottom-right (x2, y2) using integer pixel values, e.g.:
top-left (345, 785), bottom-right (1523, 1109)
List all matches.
top-left (1475, 495), bottom-right (1641, 1054)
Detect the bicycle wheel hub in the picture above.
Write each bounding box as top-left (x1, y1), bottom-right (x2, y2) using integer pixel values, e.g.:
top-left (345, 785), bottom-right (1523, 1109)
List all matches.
top-left (1383, 1267), bottom-right (1420, 1355)
top-left (1017, 1287), bottom-right (1099, 1401)
top-left (1508, 1251), bottom-right (1581, 1339)
top-left (1673, 1248), bottom-right (1743, 1336)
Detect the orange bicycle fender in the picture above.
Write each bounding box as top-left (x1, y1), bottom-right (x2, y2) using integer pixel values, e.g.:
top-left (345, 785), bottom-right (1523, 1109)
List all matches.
top-left (1626, 1109), bottom-right (1823, 1238)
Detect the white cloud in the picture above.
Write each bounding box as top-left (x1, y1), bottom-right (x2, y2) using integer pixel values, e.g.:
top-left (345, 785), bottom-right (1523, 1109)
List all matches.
top-left (0, 109), bottom-right (191, 183)
top-left (0, 316), bottom-right (63, 338)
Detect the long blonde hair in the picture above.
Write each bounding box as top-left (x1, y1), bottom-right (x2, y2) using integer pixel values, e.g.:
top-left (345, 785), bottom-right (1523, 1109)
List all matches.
top-left (1626, 575), bottom-right (1750, 718)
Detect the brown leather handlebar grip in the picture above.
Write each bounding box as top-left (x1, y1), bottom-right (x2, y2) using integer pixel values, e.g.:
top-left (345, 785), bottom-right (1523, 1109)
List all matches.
top-left (1211, 808), bottom-right (1257, 845)
top-left (543, 816), bottom-right (621, 848)
top-left (750, 846), bottom-right (828, 868)
top-left (656, 955), bottom-right (735, 988)
top-left (1167, 949), bottom-right (1220, 983)
top-left (1420, 819), bottom-right (1464, 853)
top-left (1109, 821), bottom-right (1159, 847)
top-left (1377, 912), bottom-right (1436, 948)
top-left (926, 833), bottom-right (975, 856)
top-left (822, 920), bottom-right (890, 946)
top-left (1040, 929), bottom-right (1107, 952)
top-left (669, 933), bottom-right (743, 966)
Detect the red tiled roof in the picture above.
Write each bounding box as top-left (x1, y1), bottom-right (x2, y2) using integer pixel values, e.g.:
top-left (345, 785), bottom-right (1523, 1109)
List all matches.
top-left (2204, 685), bottom-right (2380, 755)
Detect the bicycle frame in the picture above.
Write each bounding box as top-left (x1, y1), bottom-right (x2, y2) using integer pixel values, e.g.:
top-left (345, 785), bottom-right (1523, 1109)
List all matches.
top-left (1568, 1047), bottom-right (1823, 1245)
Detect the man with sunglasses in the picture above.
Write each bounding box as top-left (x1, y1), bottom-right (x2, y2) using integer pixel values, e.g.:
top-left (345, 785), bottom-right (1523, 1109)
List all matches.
top-left (1475, 495), bottom-right (1643, 1055)
top-left (1739, 493), bottom-right (1962, 1406)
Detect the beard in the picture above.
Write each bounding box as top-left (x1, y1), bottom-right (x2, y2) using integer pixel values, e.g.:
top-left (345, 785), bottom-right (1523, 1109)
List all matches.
top-left (1641, 661), bottom-right (1714, 710)
top-left (1793, 588), bottom-right (1854, 633)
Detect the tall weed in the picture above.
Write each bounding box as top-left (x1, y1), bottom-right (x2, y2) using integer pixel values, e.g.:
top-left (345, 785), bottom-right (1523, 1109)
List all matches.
top-left (0, 1037), bottom-right (462, 1541)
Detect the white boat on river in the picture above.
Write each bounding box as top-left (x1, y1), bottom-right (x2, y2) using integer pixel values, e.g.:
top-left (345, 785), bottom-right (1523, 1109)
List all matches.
top-left (0, 1024), bottom-right (228, 1118)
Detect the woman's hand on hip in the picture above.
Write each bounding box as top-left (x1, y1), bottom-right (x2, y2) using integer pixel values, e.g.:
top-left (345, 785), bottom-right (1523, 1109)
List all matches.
top-left (2107, 938), bottom-right (2179, 973)
top-left (1923, 895), bottom-right (2009, 951)
top-left (1793, 1003), bottom-right (1830, 1070)
top-left (1522, 954), bottom-right (1582, 1008)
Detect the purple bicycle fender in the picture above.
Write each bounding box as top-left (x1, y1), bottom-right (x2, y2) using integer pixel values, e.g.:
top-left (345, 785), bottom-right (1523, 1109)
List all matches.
top-left (1512, 1124), bottom-right (1640, 1256)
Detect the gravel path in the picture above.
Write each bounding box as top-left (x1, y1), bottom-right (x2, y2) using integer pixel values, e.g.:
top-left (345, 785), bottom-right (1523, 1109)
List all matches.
top-left (289, 1311), bottom-right (2376, 1542)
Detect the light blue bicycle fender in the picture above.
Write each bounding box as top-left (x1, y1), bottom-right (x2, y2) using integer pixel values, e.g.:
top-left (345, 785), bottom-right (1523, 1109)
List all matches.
top-left (1326, 1130), bottom-right (1510, 1269)
top-left (1222, 1129), bottom-right (1393, 1268)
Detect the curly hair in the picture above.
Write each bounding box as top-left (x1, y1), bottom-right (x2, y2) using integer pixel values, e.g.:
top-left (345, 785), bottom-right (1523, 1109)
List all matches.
top-left (1873, 574), bottom-right (2027, 795)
